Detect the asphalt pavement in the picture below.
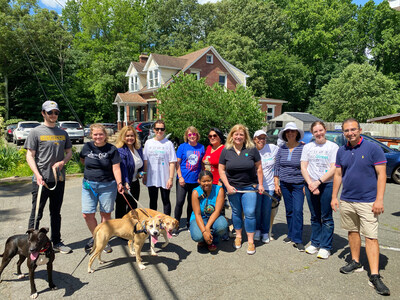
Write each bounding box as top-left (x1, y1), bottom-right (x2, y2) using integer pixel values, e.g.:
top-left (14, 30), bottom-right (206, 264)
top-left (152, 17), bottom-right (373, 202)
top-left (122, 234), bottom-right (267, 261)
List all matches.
top-left (0, 177), bottom-right (399, 299)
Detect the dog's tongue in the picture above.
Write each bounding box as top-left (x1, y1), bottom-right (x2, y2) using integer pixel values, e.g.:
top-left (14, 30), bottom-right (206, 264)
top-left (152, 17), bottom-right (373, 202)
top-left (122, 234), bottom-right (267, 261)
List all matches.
top-left (151, 235), bottom-right (158, 245)
top-left (30, 252), bottom-right (39, 261)
top-left (167, 231), bottom-right (172, 239)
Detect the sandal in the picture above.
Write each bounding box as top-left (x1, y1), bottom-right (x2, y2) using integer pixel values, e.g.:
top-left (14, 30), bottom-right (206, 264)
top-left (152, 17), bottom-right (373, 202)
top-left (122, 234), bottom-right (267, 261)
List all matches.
top-left (208, 244), bottom-right (217, 252)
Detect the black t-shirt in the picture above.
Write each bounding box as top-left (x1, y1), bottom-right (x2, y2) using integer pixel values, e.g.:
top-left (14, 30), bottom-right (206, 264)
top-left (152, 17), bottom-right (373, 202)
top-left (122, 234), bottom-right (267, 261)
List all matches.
top-left (219, 146), bottom-right (261, 188)
top-left (80, 142), bottom-right (121, 182)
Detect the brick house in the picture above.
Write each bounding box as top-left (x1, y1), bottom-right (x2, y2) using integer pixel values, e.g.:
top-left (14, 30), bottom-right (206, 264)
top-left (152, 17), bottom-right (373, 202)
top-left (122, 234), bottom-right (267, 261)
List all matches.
top-left (113, 46), bottom-right (286, 126)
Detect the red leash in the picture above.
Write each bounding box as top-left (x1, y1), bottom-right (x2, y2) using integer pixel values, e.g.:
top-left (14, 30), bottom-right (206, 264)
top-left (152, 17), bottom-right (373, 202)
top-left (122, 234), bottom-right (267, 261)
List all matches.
top-left (121, 192), bottom-right (134, 211)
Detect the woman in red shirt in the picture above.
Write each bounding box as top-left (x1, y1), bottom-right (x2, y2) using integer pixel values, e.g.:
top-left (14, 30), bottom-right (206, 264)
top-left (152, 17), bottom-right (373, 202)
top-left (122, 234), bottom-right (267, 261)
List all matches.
top-left (202, 128), bottom-right (225, 184)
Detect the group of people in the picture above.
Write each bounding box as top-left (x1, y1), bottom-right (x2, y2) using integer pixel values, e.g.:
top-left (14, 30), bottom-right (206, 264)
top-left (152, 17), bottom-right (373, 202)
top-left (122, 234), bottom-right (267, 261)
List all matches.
top-left (24, 101), bottom-right (390, 296)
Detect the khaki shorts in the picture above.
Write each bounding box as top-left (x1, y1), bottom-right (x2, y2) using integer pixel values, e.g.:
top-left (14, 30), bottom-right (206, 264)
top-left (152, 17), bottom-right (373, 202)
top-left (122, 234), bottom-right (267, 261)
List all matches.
top-left (340, 200), bottom-right (378, 239)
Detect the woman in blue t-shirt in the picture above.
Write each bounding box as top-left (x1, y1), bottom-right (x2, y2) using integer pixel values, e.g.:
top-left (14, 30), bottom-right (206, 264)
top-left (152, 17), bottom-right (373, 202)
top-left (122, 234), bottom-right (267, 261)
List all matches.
top-left (190, 170), bottom-right (228, 252)
top-left (175, 126), bottom-right (205, 231)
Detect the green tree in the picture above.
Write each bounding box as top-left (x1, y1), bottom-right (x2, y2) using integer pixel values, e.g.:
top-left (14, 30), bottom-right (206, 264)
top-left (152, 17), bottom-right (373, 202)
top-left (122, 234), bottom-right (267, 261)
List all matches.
top-left (156, 74), bottom-right (264, 144)
top-left (310, 63), bottom-right (400, 122)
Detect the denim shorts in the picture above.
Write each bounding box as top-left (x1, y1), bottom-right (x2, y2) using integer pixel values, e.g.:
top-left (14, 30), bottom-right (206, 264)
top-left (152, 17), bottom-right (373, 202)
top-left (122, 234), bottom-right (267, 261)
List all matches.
top-left (82, 179), bottom-right (117, 214)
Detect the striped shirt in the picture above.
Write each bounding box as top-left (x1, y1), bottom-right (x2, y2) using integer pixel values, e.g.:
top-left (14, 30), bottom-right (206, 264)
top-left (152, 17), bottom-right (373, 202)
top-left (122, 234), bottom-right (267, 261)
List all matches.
top-left (274, 143), bottom-right (305, 184)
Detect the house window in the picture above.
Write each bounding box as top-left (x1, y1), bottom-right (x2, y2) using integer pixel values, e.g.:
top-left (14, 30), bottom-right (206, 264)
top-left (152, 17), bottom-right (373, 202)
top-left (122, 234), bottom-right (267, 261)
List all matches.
top-left (130, 76), bottom-right (139, 91)
top-left (191, 71), bottom-right (200, 80)
top-left (206, 54), bottom-right (213, 64)
top-left (218, 74), bottom-right (227, 88)
top-left (148, 69), bottom-right (159, 88)
top-left (266, 105), bottom-right (275, 121)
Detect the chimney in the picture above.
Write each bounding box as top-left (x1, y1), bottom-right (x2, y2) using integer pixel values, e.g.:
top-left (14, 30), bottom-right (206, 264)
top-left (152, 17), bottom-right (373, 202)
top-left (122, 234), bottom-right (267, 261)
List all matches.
top-left (139, 53), bottom-right (148, 64)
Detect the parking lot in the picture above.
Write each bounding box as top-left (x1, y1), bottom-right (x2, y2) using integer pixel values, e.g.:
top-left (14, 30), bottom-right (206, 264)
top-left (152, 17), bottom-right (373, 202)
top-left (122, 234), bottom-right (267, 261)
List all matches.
top-left (0, 177), bottom-right (399, 299)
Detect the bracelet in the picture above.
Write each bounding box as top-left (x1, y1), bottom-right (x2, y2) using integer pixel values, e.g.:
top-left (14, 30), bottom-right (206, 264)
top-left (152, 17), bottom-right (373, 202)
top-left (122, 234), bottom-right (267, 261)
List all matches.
top-left (318, 179), bottom-right (323, 184)
top-left (202, 230), bottom-right (206, 234)
top-left (118, 182), bottom-right (123, 185)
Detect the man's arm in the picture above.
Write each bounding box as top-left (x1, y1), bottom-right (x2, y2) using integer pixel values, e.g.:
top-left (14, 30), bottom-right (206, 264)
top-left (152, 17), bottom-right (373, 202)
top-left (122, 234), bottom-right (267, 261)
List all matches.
top-left (331, 167), bottom-right (342, 212)
top-left (372, 163), bottom-right (386, 215)
top-left (26, 149), bottom-right (44, 186)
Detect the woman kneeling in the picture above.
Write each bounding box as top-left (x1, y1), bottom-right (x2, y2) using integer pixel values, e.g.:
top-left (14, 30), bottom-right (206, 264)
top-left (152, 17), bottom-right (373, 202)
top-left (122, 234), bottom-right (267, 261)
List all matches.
top-left (190, 171), bottom-right (228, 252)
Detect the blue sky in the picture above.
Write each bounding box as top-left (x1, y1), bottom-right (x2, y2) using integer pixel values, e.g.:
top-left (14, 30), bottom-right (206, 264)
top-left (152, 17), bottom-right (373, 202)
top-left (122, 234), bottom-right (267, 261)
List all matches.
top-left (39, 0), bottom-right (385, 16)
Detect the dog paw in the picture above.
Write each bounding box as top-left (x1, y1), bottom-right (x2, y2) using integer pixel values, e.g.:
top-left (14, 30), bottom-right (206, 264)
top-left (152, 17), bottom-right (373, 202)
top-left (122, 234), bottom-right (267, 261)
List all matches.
top-left (151, 252), bottom-right (158, 256)
top-left (138, 263), bottom-right (146, 270)
top-left (17, 274), bottom-right (25, 279)
top-left (161, 242), bottom-right (169, 248)
top-left (30, 292), bottom-right (38, 299)
top-left (130, 250), bottom-right (135, 255)
top-left (88, 268), bottom-right (94, 273)
top-left (49, 285), bottom-right (57, 290)
top-left (99, 260), bottom-right (105, 264)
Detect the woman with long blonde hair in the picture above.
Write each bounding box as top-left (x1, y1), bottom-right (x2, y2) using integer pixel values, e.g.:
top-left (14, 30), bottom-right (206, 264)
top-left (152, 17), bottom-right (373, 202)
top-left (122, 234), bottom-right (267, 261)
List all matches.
top-left (115, 125), bottom-right (144, 218)
top-left (218, 124), bottom-right (264, 255)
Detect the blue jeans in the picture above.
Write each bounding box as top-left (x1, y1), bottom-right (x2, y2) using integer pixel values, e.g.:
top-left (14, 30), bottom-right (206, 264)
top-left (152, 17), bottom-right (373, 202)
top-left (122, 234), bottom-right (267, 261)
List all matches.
top-left (190, 216), bottom-right (228, 244)
top-left (280, 181), bottom-right (304, 244)
top-left (256, 190), bottom-right (274, 234)
top-left (228, 186), bottom-right (257, 233)
top-left (305, 182), bottom-right (334, 250)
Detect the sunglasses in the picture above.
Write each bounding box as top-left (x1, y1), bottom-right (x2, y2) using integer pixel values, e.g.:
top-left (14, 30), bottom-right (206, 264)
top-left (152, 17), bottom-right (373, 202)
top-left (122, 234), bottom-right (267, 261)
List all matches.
top-left (154, 127), bottom-right (165, 131)
top-left (208, 134), bottom-right (218, 139)
top-left (188, 133), bottom-right (197, 137)
top-left (46, 110), bottom-right (59, 116)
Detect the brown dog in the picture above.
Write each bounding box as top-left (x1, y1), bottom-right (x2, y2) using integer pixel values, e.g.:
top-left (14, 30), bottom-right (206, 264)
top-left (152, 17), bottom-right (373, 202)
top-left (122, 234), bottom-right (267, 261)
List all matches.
top-left (88, 215), bottom-right (162, 272)
top-left (0, 228), bottom-right (56, 299)
top-left (123, 208), bottom-right (179, 255)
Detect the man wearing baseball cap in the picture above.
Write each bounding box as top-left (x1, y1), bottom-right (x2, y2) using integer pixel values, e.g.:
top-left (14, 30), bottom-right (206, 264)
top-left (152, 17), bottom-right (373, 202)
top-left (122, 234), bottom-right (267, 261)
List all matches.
top-left (25, 101), bottom-right (73, 254)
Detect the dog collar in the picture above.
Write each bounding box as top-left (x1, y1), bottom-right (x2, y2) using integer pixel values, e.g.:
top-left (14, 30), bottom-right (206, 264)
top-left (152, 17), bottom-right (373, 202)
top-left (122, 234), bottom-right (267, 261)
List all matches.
top-left (134, 221), bottom-right (147, 234)
top-left (40, 242), bottom-right (51, 253)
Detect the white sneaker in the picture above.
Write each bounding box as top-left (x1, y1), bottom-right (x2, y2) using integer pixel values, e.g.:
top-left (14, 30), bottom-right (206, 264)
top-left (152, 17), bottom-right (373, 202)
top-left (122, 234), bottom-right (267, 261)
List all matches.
top-left (305, 245), bottom-right (319, 255)
top-left (261, 233), bottom-right (270, 244)
top-left (254, 230), bottom-right (261, 241)
top-left (317, 248), bottom-right (330, 259)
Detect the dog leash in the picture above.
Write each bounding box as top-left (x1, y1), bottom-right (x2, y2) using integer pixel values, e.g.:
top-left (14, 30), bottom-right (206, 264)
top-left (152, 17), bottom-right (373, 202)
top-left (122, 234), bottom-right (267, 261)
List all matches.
top-left (34, 167), bottom-right (61, 229)
top-left (121, 188), bottom-right (151, 218)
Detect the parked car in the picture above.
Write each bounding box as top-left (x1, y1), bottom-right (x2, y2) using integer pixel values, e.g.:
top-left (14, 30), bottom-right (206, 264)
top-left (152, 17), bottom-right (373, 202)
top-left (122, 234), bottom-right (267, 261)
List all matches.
top-left (266, 127), bottom-right (283, 144)
top-left (302, 131), bottom-right (400, 184)
top-left (13, 121), bottom-right (40, 145)
top-left (100, 123), bottom-right (118, 135)
top-left (6, 124), bottom-right (17, 142)
top-left (135, 121), bottom-right (155, 144)
top-left (58, 121), bottom-right (84, 144)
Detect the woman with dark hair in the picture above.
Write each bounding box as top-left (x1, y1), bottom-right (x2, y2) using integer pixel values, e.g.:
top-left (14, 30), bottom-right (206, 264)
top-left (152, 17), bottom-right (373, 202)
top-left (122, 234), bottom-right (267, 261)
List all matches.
top-left (274, 122), bottom-right (306, 251)
top-left (175, 126), bottom-right (205, 231)
top-left (142, 120), bottom-right (177, 215)
top-left (202, 128), bottom-right (225, 185)
top-left (301, 121), bottom-right (338, 259)
top-left (190, 170), bottom-right (228, 252)
top-left (115, 125), bottom-right (144, 218)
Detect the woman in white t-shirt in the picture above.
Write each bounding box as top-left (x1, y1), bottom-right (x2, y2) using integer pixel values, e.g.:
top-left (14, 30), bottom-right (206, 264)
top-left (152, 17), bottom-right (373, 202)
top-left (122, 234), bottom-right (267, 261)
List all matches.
top-left (300, 121), bottom-right (339, 259)
top-left (142, 120), bottom-right (177, 215)
top-left (253, 130), bottom-right (279, 244)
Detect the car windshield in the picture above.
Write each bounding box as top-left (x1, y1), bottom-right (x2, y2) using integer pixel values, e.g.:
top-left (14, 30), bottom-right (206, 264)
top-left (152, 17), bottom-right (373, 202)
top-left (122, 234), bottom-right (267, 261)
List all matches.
top-left (20, 123), bottom-right (39, 128)
top-left (61, 123), bottom-right (80, 128)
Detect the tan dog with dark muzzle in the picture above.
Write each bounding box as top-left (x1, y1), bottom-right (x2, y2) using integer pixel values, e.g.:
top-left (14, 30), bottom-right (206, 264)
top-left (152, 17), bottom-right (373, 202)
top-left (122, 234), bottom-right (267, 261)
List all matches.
top-left (123, 208), bottom-right (179, 255)
top-left (88, 215), bottom-right (162, 272)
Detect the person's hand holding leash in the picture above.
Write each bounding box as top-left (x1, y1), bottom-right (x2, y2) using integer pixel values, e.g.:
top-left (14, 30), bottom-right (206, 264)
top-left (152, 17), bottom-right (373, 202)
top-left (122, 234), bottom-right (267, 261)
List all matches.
top-left (258, 184), bottom-right (265, 195)
top-left (52, 160), bottom-right (65, 170)
top-left (226, 185), bottom-right (236, 195)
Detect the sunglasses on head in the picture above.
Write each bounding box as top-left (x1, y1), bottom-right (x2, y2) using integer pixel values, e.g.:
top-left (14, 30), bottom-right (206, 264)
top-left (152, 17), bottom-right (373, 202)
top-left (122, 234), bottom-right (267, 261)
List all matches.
top-left (46, 110), bottom-right (59, 116)
top-left (154, 127), bottom-right (165, 131)
top-left (208, 134), bottom-right (218, 139)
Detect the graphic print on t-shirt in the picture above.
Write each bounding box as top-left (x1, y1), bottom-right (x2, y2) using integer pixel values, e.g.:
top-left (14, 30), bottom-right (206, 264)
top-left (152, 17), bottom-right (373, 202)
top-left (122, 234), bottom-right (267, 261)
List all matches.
top-left (186, 150), bottom-right (201, 171)
top-left (87, 151), bottom-right (109, 160)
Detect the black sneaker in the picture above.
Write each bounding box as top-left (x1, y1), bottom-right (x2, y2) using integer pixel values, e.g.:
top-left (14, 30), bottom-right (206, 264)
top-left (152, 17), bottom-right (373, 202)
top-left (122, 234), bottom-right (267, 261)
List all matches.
top-left (293, 243), bottom-right (305, 252)
top-left (340, 260), bottom-right (364, 274)
top-left (85, 237), bottom-right (94, 252)
top-left (283, 237), bottom-right (291, 243)
top-left (369, 274), bottom-right (390, 296)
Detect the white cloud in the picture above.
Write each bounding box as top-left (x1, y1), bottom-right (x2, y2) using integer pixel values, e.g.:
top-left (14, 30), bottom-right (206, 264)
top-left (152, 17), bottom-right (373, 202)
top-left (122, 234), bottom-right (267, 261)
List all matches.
top-left (40, 0), bottom-right (66, 9)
